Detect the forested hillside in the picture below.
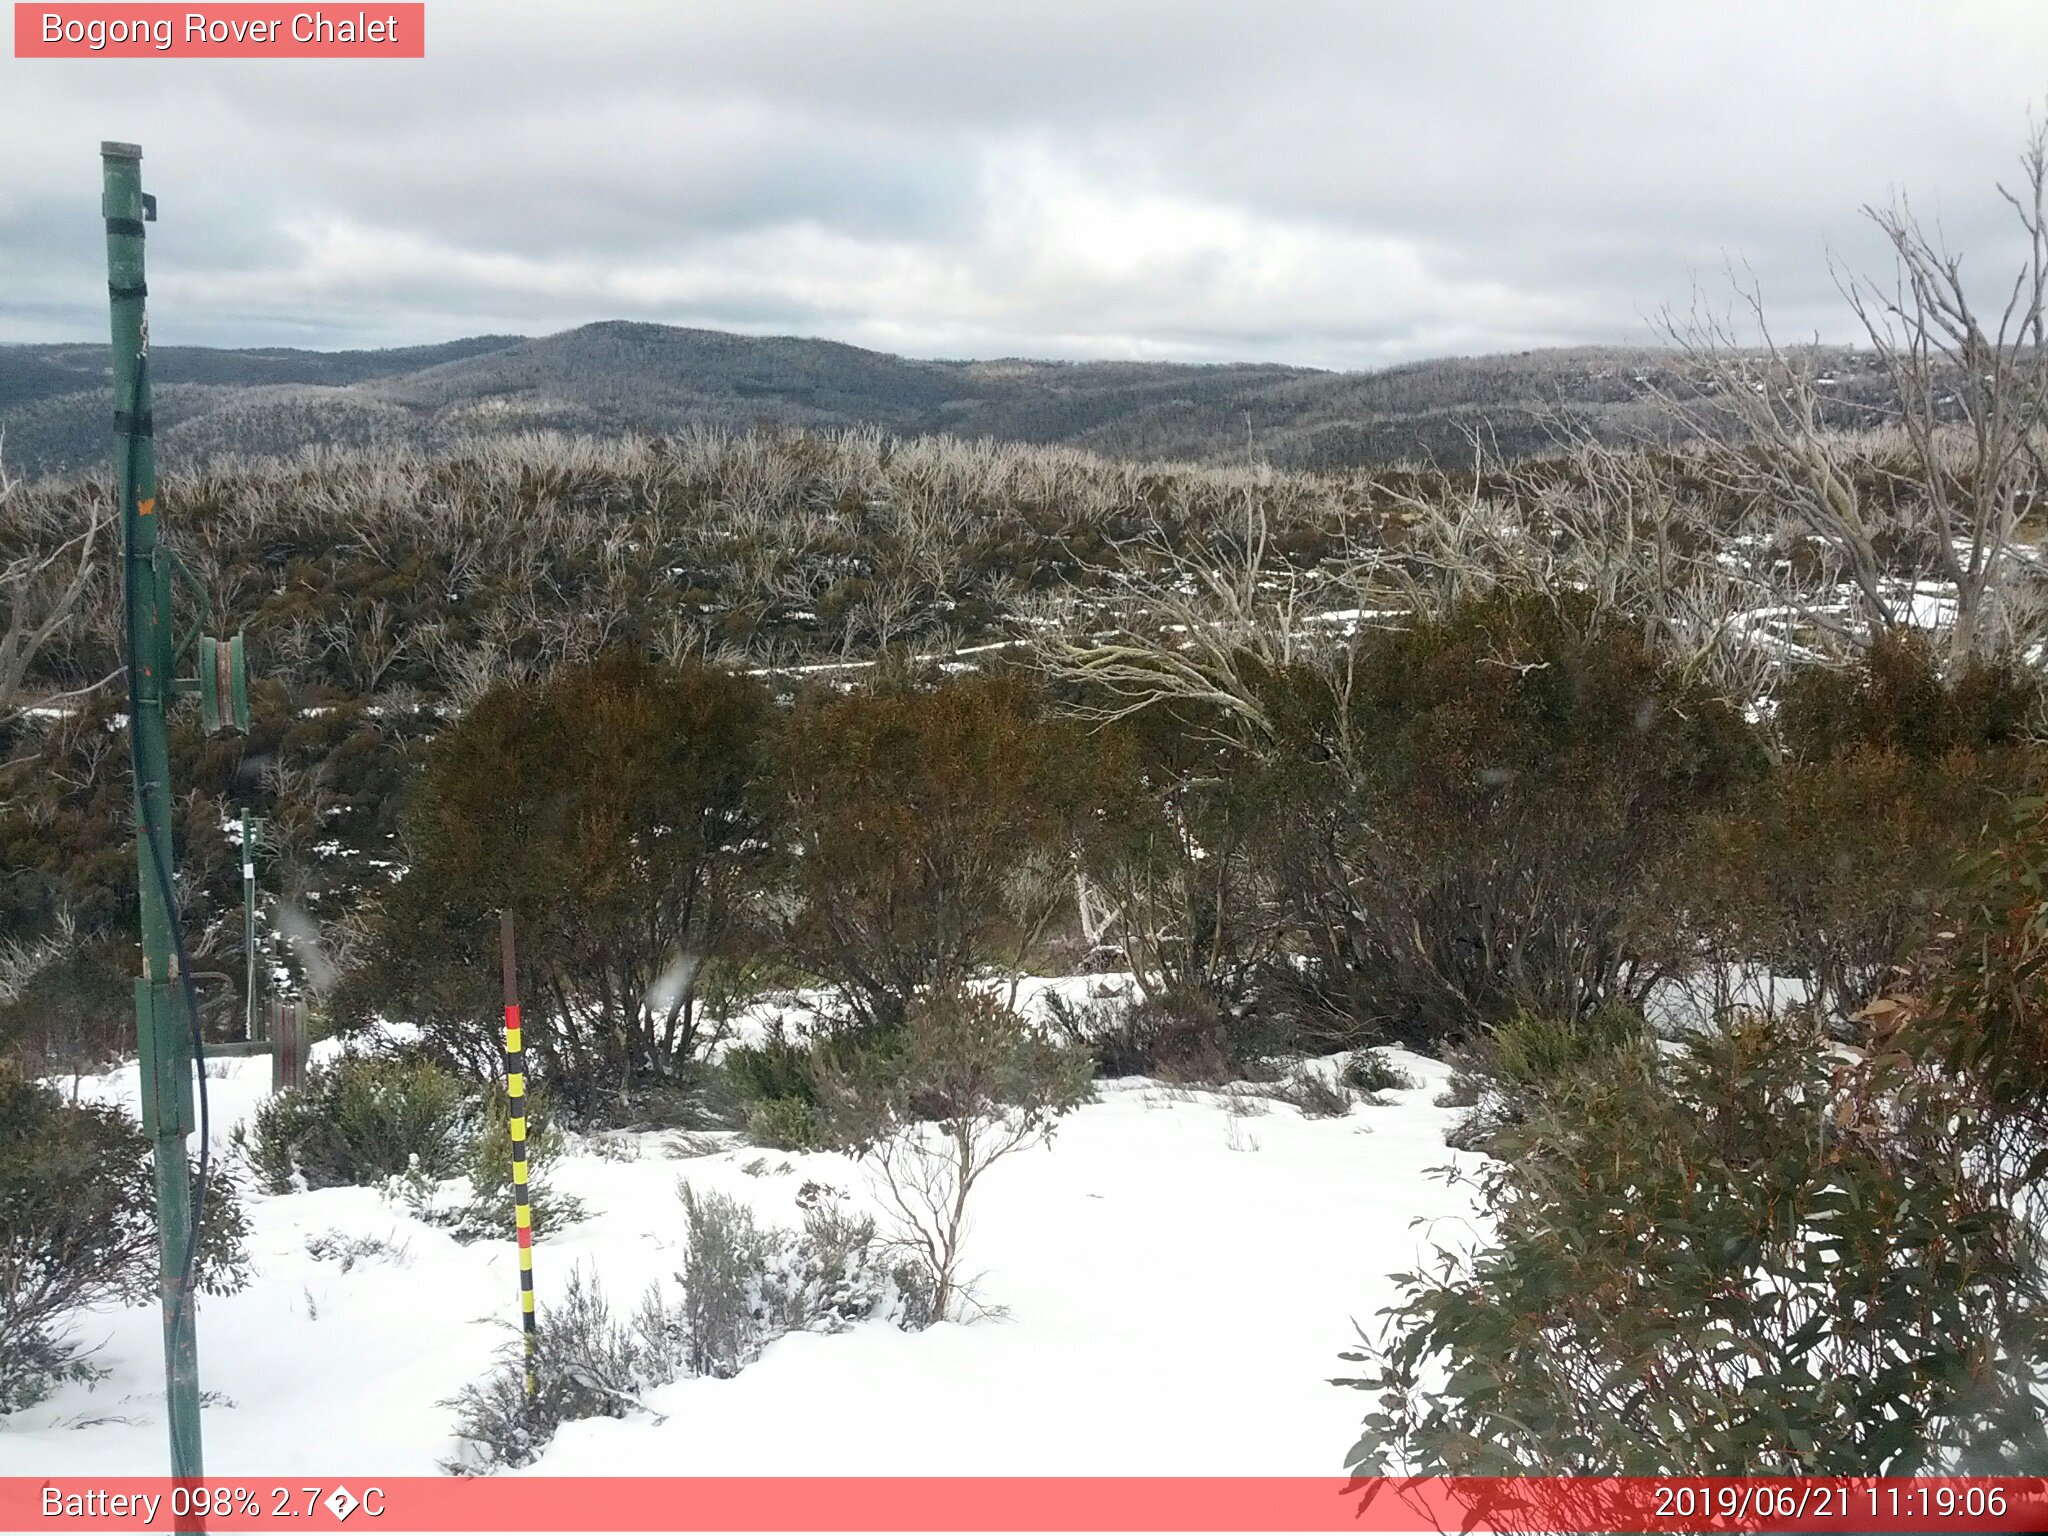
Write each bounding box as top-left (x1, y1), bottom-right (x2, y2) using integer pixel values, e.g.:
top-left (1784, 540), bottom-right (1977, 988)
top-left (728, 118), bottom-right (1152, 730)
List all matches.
top-left (0, 322), bottom-right (1901, 478)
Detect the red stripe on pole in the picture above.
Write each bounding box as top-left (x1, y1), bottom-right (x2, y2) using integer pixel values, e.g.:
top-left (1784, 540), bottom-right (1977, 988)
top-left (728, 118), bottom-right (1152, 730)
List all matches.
top-left (5, 1478), bottom-right (2047, 1533)
top-left (503, 1003), bottom-right (520, 1036)
top-left (516, 1226), bottom-right (532, 1248)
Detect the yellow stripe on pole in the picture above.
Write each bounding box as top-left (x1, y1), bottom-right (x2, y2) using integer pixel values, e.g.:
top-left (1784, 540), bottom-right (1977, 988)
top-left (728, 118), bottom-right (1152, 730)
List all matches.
top-left (505, 1027), bottom-right (521, 1053)
top-left (512, 1159), bottom-right (528, 1183)
top-left (519, 1247), bottom-right (533, 1271)
top-left (507, 1072), bottom-right (525, 1097)
top-left (521, 1290), bottom-right (536, 1313)
top-left (509, 1116), bottom-right (525, 1140)
top-left (515, 1203), bottom-right (532, 1229)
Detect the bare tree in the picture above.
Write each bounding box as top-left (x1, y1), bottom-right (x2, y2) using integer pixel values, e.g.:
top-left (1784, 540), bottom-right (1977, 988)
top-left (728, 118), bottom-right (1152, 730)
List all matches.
top-left (0, 442), bottom-right (111, 727)
top-left (1662, 122), bottom-right (2048, 666)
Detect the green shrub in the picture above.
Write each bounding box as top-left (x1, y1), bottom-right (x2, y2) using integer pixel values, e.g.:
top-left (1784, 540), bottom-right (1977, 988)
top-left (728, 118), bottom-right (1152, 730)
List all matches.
top-left (1339, 1049), bottom-right (1414, 1097)
top-left (1342, 1011), bottom-right (2048, 1476)
top-left (1445, 1003), bottom-right (1652, 1152)
top-left (1924, 794), bottom-right (2048, 1115)
top-left (1675, 638), bottom-right (2044, 1022)
top-left (246, 1052), bottom-right (469, 1193)
top-left (744, 1096), bottom-right (821, 1152)
top-left (1489, 1002), bottom-right (1652, 1088)
top-left (722, 1020), bottom-right (822, 1108)
top-left (333, 652), bottom-right (776, 1119)
top-left (444, 1085), bottom-right (585, 1240)
top-left (1260, 590), bottom-right (1763, 1051)
top-left (778, 673), bottom-right (1113, 1030)
top-left (1, 1065), bottom-right (249, 1411)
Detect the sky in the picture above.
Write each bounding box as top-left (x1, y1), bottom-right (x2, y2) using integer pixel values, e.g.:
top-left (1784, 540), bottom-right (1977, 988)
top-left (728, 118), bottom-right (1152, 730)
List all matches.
top-left (2, 0), bottom-right (2045, 369)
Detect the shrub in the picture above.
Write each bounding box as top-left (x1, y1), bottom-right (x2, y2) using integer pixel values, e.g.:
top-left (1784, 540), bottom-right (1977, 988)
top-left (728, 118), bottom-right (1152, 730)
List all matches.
top-left (246, 1052), bottom-right (469, 1193)
top-left (1268, 1066), bottom-right (1353, 1119)
top-left (1865, 794), bottom-right (2048, 1217)
top-left (816, 987), bottom-right (1092, 1319)
top-left (1052, 985), bottom-right (1285, 1083)
top-left (1262, 590), bottom-right (1762, 1052)
top-left (777, 673), bottom-right (1113, 1031)
top-left (442, 1267), bottom-right (674, 1473)
top-left (333, 652), bottom-right (776, 1120)
top-left (722, 1018), bottom-right (825, 1110)
top-left (1775, 632), bottom-right (2039, 763)
top-left (744, 1096), bottom-right (821, 1152)
top-left (0, 936), bottom-right (132, 1078)
top-left (447, 1189), bottom-right (898, 1471)
top-left (1674, 640), bottom-right (2042, 1025)
top-left (1443, 1003), bottom-right (1653, 1152)
top-left (442, 1085), bottom-right (585, 1240)
top-left (677, 1185), bottom-right (894, 1377)
top-left (1341, 1011), bottom-right (2048, 1476)
top-left (1338, 1049), bottom-right (1414, 1097)
top-left (0, 1065), bottom-right (249, 1412)
top-left (1082, 703), bottom-right (1286, 1013)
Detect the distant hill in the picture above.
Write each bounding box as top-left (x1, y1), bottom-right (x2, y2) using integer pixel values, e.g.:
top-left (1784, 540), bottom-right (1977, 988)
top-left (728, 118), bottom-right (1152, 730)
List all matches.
top-left (0, 320), bottom-right (1891, 479)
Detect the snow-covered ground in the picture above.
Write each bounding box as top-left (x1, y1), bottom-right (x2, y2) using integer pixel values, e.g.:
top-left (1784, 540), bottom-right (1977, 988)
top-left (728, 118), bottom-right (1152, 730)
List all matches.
top-left (0, 1016), bottom-right (1478, 1479)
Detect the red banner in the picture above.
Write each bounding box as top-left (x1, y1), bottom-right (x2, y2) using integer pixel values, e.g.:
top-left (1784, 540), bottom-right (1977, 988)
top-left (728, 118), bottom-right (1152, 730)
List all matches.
top-left (13, 5), bottom-right (424, 58)
top-left (5, 1477), bottom-right (2048, 1533)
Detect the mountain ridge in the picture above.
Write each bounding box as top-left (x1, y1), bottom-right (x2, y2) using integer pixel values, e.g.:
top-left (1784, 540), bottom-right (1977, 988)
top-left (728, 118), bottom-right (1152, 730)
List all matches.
top-left (0, 320), bottom-right (1883, 478)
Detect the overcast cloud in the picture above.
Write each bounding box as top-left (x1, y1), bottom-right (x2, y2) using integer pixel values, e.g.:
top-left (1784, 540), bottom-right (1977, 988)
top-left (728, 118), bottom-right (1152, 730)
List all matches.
top-left (2, 0), bottom-right (2045, 367)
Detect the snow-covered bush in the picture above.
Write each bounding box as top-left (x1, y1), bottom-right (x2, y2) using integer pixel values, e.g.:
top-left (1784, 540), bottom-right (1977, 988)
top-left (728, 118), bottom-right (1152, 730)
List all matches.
top-left (677, 1185), bottom-right (889, 1377)
top-left (444, 1191), bottom-right (898, 1471)
top-left (244, 1052), bottom-right (468, 1193)
top-left (1342, 1009), bottom-right (2048, 1475)
top-left (1, 1064), bottom-right (248, 1412)
top-left (442, 1267), bottom-right (674, 1473)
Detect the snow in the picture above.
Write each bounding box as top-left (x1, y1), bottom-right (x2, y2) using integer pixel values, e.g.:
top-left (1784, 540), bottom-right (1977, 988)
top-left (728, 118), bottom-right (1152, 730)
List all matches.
top-left (1, 1020), bottom-right (1478, 1479)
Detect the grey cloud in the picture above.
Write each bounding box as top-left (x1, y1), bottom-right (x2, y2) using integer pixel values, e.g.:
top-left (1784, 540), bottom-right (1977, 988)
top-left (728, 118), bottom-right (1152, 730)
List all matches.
top-left (2, 1), bottom-right (2045, 364)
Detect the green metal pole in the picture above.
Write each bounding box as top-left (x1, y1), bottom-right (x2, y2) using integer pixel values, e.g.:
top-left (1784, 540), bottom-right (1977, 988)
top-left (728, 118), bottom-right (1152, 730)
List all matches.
top-left (242, 809), bottom-right (260, 1040)
top-left (103, 139), bottom-right (205, 1491)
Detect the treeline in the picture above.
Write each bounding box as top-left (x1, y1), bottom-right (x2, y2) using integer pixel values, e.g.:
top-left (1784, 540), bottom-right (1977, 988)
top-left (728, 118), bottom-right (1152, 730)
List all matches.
top-left (287, 594), bottom-right (2043, 1134)
top-left (4, 415), bottom-right (2041, 1076)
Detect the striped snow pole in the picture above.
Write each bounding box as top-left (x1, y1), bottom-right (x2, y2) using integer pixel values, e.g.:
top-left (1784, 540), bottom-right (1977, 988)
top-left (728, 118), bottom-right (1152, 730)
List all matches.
top-left (499, 910), bottom-right (537, 1399)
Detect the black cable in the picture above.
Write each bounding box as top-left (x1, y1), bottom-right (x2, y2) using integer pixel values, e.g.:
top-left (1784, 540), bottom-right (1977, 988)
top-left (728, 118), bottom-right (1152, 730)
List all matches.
top-left (119, 355), bottom-right (211, 1336)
